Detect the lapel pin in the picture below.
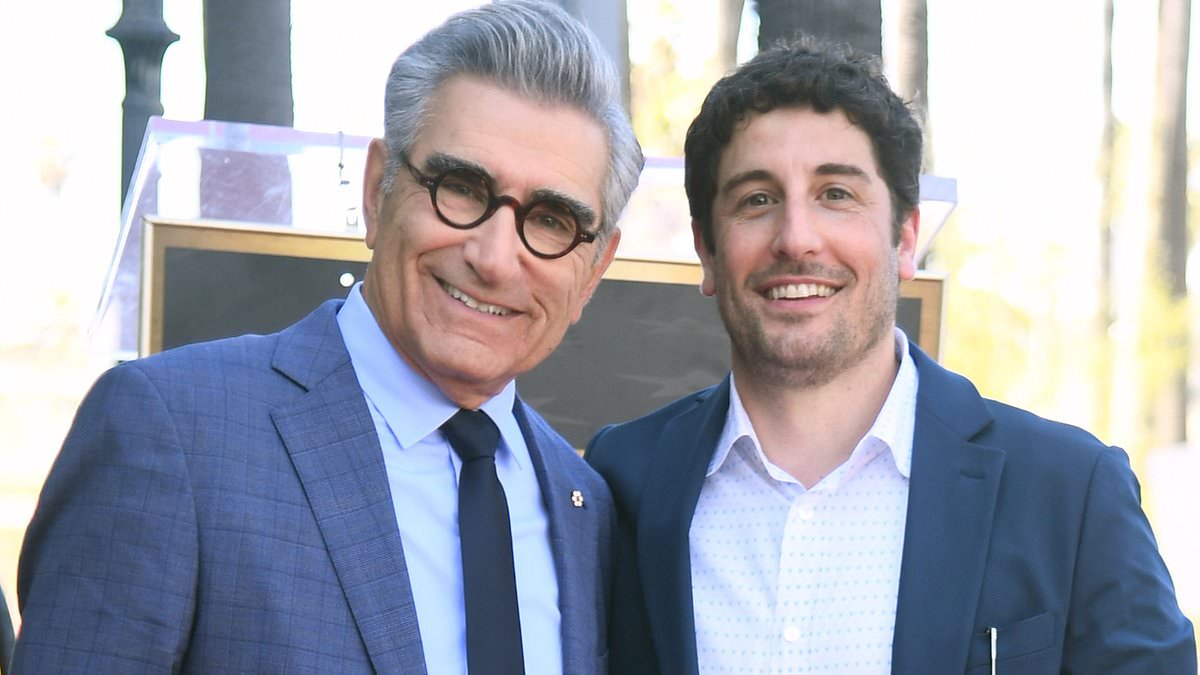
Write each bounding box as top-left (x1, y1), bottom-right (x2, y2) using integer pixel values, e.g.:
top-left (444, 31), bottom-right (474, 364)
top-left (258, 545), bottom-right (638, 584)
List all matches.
top-left (570, 490), bottom-right (584, 508)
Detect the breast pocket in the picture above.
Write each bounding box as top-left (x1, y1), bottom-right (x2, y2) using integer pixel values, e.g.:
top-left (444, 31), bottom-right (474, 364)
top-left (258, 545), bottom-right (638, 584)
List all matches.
top-left (965, 611), bottom-right (1057, 674)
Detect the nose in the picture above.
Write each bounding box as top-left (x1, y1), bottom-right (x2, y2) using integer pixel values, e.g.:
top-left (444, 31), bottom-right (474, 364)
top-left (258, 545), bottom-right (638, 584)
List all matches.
top-left (461, 200), bottom-right (524, 284)
top-left (771, 200), bottom-right (823, 260)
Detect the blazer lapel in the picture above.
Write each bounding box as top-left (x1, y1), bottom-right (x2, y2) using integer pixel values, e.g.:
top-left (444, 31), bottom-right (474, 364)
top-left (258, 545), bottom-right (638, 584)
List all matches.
top-left (269, 302), bottom-right (427, 674)
top-left (514, 401), bottom-right (594, 672)
top-left (637, 379), bottom-right (730, 675)
top-left (891, 347), bottom-right (1004, 674)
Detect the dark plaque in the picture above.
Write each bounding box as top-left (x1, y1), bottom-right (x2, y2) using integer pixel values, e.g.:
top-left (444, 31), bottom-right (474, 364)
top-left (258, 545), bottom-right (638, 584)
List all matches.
top-left (143, 219), bottom-right (942, 448)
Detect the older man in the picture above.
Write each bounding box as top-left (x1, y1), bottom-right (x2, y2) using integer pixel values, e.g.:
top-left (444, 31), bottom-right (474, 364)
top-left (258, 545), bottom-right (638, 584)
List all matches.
top-left (14, 2), bottom-right (642, 673)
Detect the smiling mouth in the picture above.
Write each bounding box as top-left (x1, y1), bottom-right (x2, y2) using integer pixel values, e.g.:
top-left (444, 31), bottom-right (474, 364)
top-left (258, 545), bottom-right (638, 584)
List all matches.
top-left (765, 283), bottom-right (837, 300)
top-left (440, 280), bottom-right (512, 316)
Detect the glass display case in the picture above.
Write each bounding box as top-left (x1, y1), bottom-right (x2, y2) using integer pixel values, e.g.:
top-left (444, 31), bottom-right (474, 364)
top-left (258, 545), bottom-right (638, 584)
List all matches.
top-left (93, 117), bottom-right (372, 359)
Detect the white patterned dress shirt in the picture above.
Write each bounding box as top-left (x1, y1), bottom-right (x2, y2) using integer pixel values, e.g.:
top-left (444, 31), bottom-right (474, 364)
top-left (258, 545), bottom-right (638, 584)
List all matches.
top-left (690, 329), bottom-right (918, 674)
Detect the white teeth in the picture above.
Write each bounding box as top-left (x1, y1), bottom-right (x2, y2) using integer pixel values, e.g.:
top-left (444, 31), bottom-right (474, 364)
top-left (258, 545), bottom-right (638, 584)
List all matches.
top-left (767, 283), bottom-right (835, 300)
top-left (442, 281), bottom-right (511, 316)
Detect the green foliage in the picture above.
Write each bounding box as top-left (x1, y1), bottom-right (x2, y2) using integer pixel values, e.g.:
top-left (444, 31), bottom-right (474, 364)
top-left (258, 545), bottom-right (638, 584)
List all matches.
top-left (929, 213), bottom-right (1032, 402)
top-left (941, 282), bottom-right (1030, 401)
top-left (1136, 270), bottom-right (1190, 452)
top-left (628, 1), bottom-right (727, 157)
top-left (631, 38), bottom-right (686, 156)
top-left (1139, 275), bottom-right (1189, 395)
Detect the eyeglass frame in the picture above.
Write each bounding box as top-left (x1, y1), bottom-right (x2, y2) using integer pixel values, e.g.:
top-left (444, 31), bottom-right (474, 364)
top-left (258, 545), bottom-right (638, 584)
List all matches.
top-left (401, 154), bottom-right (599, 260)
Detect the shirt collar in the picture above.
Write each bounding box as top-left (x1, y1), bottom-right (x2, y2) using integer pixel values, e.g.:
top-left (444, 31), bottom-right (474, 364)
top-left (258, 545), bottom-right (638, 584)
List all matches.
top-left (708, 327), bottom-right (918, 481)
top-left (335, 283), bottom-right (524, 467)
top-left (707, 371), bottom-right (758, 477)
top-left (873, 328), bottom-right (917, 479)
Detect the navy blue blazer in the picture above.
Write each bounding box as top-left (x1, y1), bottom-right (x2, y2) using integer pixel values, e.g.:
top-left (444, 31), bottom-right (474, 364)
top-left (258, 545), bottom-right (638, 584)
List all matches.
top-left (586, 343), bottom-right (1195, 674)
top-left (14, 300), bottom-right (614, 674)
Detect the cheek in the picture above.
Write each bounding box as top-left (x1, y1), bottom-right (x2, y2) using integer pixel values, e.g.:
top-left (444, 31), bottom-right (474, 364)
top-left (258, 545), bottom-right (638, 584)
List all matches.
top-left (379, 214), bottom-right (460, 268)
top-left (542, 264), bottom-right (593, 325)
top-left (713, 245), bottom-right (754, 286)
top-left (372, 230), bottom-right (411, 279)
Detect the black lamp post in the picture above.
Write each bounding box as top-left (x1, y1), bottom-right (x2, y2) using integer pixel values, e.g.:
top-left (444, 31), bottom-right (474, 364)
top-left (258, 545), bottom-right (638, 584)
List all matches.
top-left (107, 0), bottom-right (179, 206)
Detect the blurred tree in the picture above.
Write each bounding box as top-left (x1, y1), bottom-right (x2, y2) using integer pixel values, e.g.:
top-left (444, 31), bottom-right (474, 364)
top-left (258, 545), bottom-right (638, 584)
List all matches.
top-left (716, 0), bottom-right (746, 72)
top-left (895, 0), bottom-right (931, 172)
top-left (753, 0), bottom-right (881, 57)
top-left (1145, 0), bottom-right (1191, 449)
top-left (200, 0), bottom-right (294, 223)
top-left (628, 1), bottom-right (718, 156)
top-left (630, 32), bottom-right (689, 156)
top-left (559, 0), bottom-right (632, 110)
top-left (202, 0), bottom-right (293, 126)
top-left (937, 217), bottom-right (1032, 401)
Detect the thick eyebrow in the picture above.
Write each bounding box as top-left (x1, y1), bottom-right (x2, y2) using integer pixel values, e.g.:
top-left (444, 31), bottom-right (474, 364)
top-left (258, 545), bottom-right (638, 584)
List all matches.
top-left (529, 188), bottom-right (597, 227)
top-left (815, 162), bottom-right (871, 180)
top-left (422, 151), bottom-right (597, 227)
top-left (423, 151), bottom-right (490, 179)
top-left (719, 163), bottom-right (873, 197)
top-left (718, 169), bottom-right (775, 198)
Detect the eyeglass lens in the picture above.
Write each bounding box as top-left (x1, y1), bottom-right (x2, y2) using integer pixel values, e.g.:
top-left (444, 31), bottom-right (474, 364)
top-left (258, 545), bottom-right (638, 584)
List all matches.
top-left (433, 167), bottom-right (582, 257)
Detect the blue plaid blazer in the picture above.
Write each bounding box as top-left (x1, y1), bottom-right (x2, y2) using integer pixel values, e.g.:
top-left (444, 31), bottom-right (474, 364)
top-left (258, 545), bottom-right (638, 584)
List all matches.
top-left (14, 300), bottom-right (614, 674)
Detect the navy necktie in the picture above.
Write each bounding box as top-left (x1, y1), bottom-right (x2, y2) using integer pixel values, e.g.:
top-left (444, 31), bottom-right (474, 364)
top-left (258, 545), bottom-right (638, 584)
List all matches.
top-left (441, 409), bottom-right (525, 675)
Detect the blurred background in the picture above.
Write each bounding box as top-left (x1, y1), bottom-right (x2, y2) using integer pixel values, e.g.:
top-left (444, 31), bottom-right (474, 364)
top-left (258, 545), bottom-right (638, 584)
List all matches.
top-left (0, 0), bottom-right (1196, 643)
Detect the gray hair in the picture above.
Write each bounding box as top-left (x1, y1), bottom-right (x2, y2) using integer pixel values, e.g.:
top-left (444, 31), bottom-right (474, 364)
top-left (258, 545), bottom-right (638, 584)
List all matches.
top-left (380, 0), bottom-right (644, 241)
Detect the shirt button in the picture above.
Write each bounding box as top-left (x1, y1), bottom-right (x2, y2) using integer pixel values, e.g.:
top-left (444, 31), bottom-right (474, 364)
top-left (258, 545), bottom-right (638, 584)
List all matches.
top-left (798, 505), bottom-right (815, 520)
top-left (783, 626), bottom-right (800, 643)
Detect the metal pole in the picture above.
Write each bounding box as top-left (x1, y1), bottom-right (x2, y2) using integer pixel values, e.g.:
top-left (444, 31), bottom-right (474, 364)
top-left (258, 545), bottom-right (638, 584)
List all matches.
top-left (107, 0), bottom-right (179, 206)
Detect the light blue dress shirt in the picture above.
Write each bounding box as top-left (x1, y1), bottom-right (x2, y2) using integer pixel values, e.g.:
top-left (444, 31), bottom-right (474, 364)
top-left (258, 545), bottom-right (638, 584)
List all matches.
top-left (336, 284), bottom-right (562, 675)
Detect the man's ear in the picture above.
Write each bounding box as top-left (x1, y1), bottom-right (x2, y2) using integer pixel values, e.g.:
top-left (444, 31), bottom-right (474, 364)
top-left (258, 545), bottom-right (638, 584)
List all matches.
top-left (362, 138), bottom-right (389, 250)
top-left (571, 229), bottom-right (621, 324)
top-left (897, 206), bottom-right (920, 281)
top-left (693, 219), bottom-right (716, 296)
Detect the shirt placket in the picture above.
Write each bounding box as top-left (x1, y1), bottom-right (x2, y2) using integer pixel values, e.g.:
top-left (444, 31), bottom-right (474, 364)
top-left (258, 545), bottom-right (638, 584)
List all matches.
top-left (771, 487), bottom-right (823, 673)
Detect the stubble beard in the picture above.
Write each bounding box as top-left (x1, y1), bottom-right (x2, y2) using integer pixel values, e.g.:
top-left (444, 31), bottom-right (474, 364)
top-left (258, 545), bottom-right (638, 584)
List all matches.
top-left (717, 258), bottom-right (900, 390)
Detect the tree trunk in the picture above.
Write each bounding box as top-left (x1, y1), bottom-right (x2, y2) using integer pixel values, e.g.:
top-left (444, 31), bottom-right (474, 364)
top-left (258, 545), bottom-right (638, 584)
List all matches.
top-left (752, 0), bottom-right (881, 57)
top-left (716, 0), bottom-right (746, 73)
top-left (202, 0), bottom-right (293, 125)
top-left (559, 0), bottom-right (633, 111)
top-left (1149, 0), bottom-right (1191, 447)
top-left (200, 0), bottom-right (294, 223)
top-left (894, 0), bottom-right (930, 171)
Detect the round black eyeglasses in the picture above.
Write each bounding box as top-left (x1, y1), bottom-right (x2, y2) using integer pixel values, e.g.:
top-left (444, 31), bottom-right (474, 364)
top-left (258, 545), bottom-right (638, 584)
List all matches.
top-left (403, 157), bottom-right (598, 259)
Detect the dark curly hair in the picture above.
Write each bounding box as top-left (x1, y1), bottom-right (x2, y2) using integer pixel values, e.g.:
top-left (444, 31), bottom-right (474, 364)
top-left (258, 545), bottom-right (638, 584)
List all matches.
top-left (685, 36), bottom-right (922, 253)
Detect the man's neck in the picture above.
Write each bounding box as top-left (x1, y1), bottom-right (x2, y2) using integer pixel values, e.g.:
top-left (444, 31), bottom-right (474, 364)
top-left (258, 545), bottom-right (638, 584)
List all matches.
top-left (733, 334), bottom-right (901, 487)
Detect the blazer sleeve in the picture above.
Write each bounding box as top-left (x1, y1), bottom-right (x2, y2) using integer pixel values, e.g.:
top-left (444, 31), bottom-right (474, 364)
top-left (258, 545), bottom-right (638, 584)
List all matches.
top-left (13, 364), bottom-right (198, 674)
top-left (1063, 446), bottom-right (1196, 673)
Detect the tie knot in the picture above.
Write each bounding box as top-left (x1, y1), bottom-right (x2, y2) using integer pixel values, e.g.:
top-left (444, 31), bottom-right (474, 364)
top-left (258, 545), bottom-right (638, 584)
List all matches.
top-left (441, 408), bottom-right (500, 462)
